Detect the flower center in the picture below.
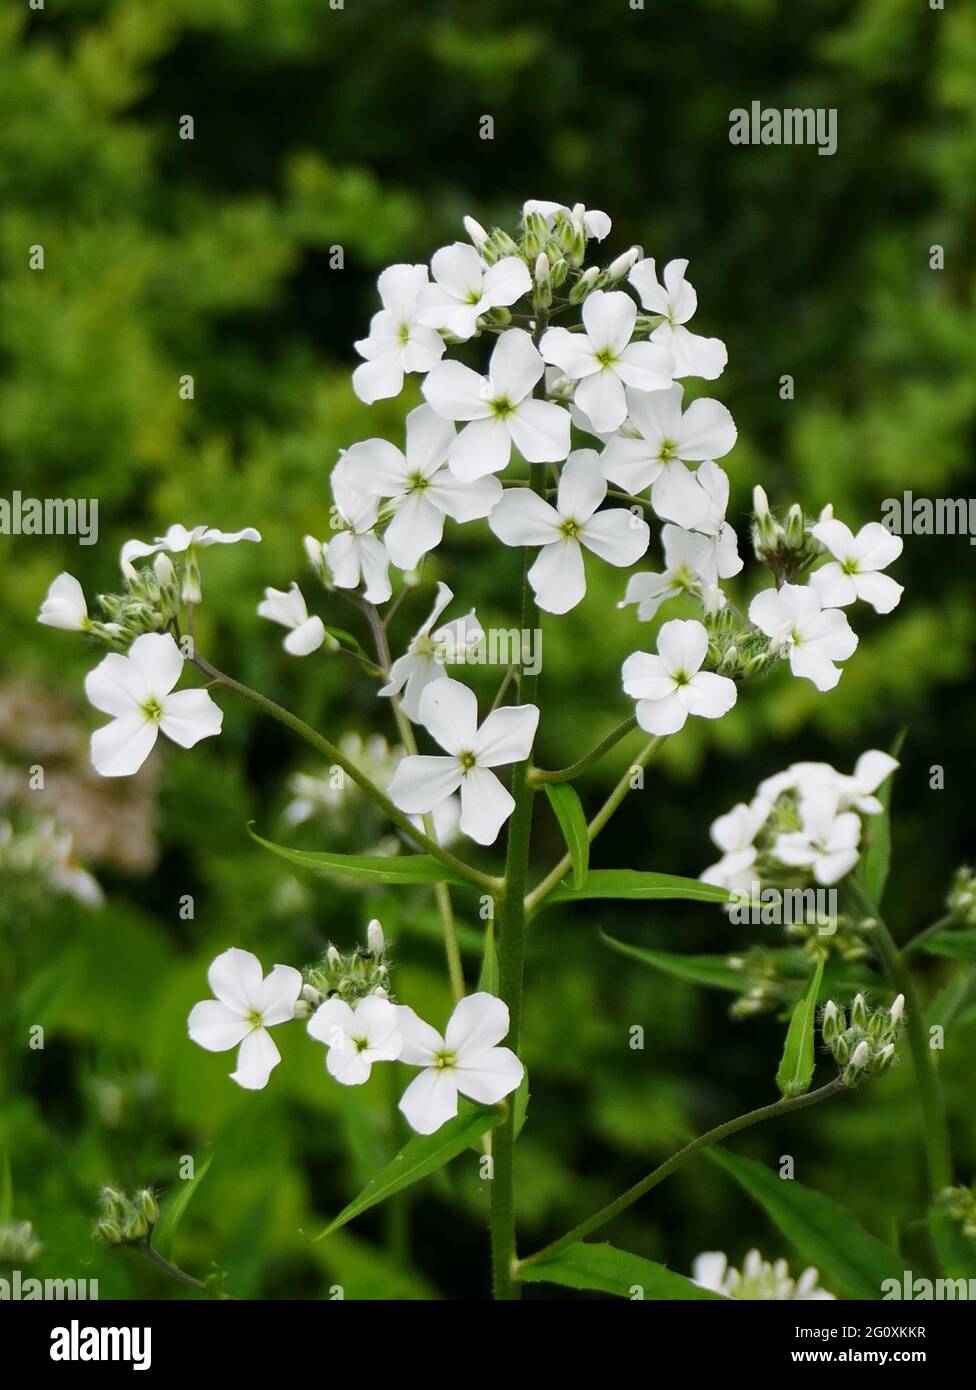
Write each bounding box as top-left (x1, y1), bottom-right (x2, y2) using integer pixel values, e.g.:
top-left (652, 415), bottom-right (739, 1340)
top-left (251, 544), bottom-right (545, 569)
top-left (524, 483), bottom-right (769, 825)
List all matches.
top-left (658, 440), bottom-right (678, 461)
top-left (398, 322), bottom-right (411, 345)
top-left (841, 558), bottom-right (860, 575)
top-left (559, 518), bottom-right (582, 540)
top-left (142, 697), bottom-right (164, 724)
top-left (352, 1036), bottom-right (370, 1053)
top-left (491, 397), bottom-right (515, 418)
top-left (408, 472), bottom-right (429, 493)
top-left (246, 1008), bottom-right (264, 1029)
top-left (673, 670), bottom-right (690, 687)
top-left (595, 348), bottom-right (617, 369)
top-left (433, 1050), bottom-right (457, 1070)
top-left (458, 750), bottom-right (477, 773)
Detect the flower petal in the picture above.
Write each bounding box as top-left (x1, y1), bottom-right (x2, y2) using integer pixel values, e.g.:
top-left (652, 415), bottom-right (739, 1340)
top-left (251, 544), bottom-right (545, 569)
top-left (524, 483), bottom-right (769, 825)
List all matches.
top-left (159, 688), bottom-right (224, 748)
top-left (230, 1028), bottom-right (281, 1090)
top-left (188, 1000), bottom-right (251, 1052)
top-left (455, 1046), bottom-right (524, 1106)
top-left (398, 1067), bottom-right (459, 1134)
top-left (90, 714), bottom-right (158, 777)
top-left (394, 1005), bottom-right (443, 1065)
top-left (388, 753), bottom-right (463, 813)
top-left (528, 538), bottom-right (587, 614)
top-left (208, 947), bottom-right (263, 1013)
top-left (445, 992), bottom-right (511, 1054)
top-left (473, 704), bottom-right (539, 767)
top-left (459, 766), bottom-right (515, 845)
top-left (253, 963), bottom-right (303, 1026)
top-left (656, 618), bottom-right (708, 679)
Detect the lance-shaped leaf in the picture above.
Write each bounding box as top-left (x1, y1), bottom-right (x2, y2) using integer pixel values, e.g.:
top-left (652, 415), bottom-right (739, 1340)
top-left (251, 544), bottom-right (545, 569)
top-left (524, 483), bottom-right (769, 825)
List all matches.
top-left (917, 931), bottom-right (976, 962)
top-left (248, 825), bottom-right (470, 887)
top-left (152, 1150), bottom-right (213, 1260)
top-left (545, 869), bottom-right (731, 907)
top-left (775, 955), bottom-right (825, 1098)
top-left (314, 1106), bottom-right (504, 1239)
top-left (708, 1148), bottom-right (907, 1300)
top-left (854, 730), bottom-right (904, 908)
top-left (543, 782), bottom-right (589, 889)
top-left (519, 1242), bottom-right (725, 1300)
top-left (601, 933), bottom-right (745, 991)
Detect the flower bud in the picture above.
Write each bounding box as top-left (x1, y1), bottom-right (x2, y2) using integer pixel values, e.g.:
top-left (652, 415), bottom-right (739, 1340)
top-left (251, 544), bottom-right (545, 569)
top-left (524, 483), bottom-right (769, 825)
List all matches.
top-left (785, 503), bottom-right (806, 549)
top-left (569, 266), bottom-right (601, 304)
top-left (301, 982), bottom-right (323, 1006)
top-left (135, 1188), bottom-right (159, 1225)
top-left (534, 253), bottom-right (552, 308)
top-left (367, 919), bottom-right (385, 956)
top-left (822, 999), bottom-right (841, 1044)
top-left (153, 553), bottom-right (175, 588)
top-left (890, 993), bottom-right (905, 1025)
top-left (523, 212), bottom-right (548, 259)
top-left (463, 215), bottom-right (489, 251)
top-left (607, 246), bottom-right (641, 280)
top-left (327, 946), bottom-right (342, 972)
top-left (851, 1039), bottom-right (870, 1070)
top-left (549, 255), bottom-right (568, 288)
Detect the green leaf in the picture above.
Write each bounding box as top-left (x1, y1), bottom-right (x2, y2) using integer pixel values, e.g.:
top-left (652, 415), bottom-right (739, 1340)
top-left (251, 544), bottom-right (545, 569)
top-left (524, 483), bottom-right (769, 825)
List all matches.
top-left (323, 625), bottom-right (367, 657)
top-left (543, 783), bottom-right (589, 889)
top-left (775, 955), bottom-right (825, 1098)
top-left (917, 931), bottom-right (976, 962)
top-left (477, 920), bottom-right (498, 993)
top-left (313, 1106), bottom-right (504, 1239)
top-left (152, 1150), bottom-right (213, 1260)
top-left (520, 1242), bottom-right (725, 1300)
top-left (546, 868), bottom-right (731, 907)
top-left (248, 824), bottom-right (470, 887)
top-left (854, 730), bottom-right (904, 908)
top-left (513, 1066), bottom-right (530, 1137)
top-left (709, 1148), bottom-right (907, 1299)
top-left (600, 933), bottom-right (744, 991)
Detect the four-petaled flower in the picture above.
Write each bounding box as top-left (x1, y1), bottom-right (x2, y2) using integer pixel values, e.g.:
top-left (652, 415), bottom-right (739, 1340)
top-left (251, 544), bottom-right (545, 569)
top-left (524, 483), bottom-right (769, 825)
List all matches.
top-left (601, 384), bottom-right (736, 527)
top-left (85, 632), bottom-right (223, 777)
top-left (307, 995), bottom-right (403, 1085)
top-left (388, 676), bottom-right (539, 845)
top-left (423, 327), bottom-right (571, 481)
top-left (628, 257), bottom-right (727, 380)
top-left (120, 523), bottom-right (261, 576)
top-left (352, 263), bottom-right (446, 404)
top-left (188, 948), bottom-right (302, 1090)
top-left (773, 789), bottom-right (862, 886)
top-left (810, 519), bottom-right (904, 614)
top-left (749, 583), bottom-right (858, 691)
top-left (38, 572), bottom-right (89, 631)
top-left (257, 582), bottom-right (326, 656)
top-left (540, 290), bottom-right (674, 434)
top-left (490, 449), bottom-right (650, 614)
top-left (622, 618), bottom-right (737, 735)
top-left (395, 992), bottom-right (524, 1135)
top-left (326, 463), bottom-right (392, 602)
top-left (380, 581), bottom-right (484, 721)
top-left (343, 405), bottom-right (501, 571)
top-left (417, 242), bottom-right (531, 340)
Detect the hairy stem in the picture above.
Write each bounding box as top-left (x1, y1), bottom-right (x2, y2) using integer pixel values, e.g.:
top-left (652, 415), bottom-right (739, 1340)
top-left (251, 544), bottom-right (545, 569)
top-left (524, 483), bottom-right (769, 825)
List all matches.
top-left (190, 652), bottom-right (500, 894)
top-left (141, 1243), bottom-right (233, 1299)
top-left (517, 1078), bottom-right (846, 1272)
top-left (525, 735), bottom-right (664, 916)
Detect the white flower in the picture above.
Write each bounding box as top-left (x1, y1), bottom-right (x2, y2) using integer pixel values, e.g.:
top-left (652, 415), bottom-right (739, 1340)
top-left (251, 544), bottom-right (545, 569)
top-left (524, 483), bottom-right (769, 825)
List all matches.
top-left (622, 618), bottom-right (737, 735)
top-left (522, 199), bottom-right (611, 241)
top-left (540, 291), bottom-right (673, 434)
top-left (619, 523), bottom-right (717, 621)
top-left (417, 242), bottom-right (531, 340)
top-left (692, 461), bottom-right (744, 583)
top-left (773, 789), bottom-right (862, 886)
top-left (692, 1249), bottom-right (835, 1301)
top-left (490, 449), bottom-right (650, 614)
top-left (306, 995), bottom-right (402, 1085)
top-left (352, 263), bottom-right (446, 404)
top-left (120, 524), bottom-right (261, 575)
top-left (749, 583), bottom-right (858, 692)
top-left (257, 582), bottom-right (326, 656)
top-left (699, 796), bottom-right (771, 896)
top-left (764, 750), bottom-right (899, 817)
top-left (387, 676), bottom-right (538, 845)
top-left (600, 384), bottom-right (736, 526)
top-left (84, 632), bottom-right (222, 777)
top-left (810, 519), bottom-right (904, 614)
top-left (187, 947), bottom-right (302, 1090)
top-left (395, 992), bottom-right (524, 1135)
top-left (38, 573), bottom-right (89, 631)
top-left (422, 327), bottom-right (571, 481)
top-left (326, 463), bottom-right (392, 603)
top-left (343, 405), bottom-right (501, 570)
top-left (628, 257), bottom-right (727, 379)
top-left (380, 582), bottom-right (484, 720)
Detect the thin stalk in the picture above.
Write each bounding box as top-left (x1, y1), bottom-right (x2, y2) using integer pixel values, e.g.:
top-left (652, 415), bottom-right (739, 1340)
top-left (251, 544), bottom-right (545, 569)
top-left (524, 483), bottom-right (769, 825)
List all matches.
top-left (517, 1078), bottom-right (846, 1272)
top-left (530, 715), bottom-right (638, 785)
top-left (525, 735), bottom-right (664, 916)
top-left (848, 880), bottom-right (952, 1194)
top-left (190, 652), bottom-right (500, 894)
top-left (141, 1243), bottom-right (233, 1299)
top-left (901, 915), bottom-right (956, 962)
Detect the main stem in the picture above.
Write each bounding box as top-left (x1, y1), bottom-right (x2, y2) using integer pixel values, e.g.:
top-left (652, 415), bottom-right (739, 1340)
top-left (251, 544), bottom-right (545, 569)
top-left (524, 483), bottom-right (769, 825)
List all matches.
top-left (848, 881), bottom-right (952, 1194)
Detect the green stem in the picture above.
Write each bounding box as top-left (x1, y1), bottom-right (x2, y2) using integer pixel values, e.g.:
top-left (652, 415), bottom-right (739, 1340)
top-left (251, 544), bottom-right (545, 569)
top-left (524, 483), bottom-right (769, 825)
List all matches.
top-left (901, 915), bottom-right (956, 962)
top-left (141, 1242), bottom-right (233, 1299)
top-left (525, 735), bottom-right (664, 916)
top-left (530, 715), bottom-right (638, 785)
top-left (190, 653), bottom-right (500, 895)
top-left (517, 1078), bottom-right (846, 1273)
top-left (848, 880), bottom-right (952, 1194)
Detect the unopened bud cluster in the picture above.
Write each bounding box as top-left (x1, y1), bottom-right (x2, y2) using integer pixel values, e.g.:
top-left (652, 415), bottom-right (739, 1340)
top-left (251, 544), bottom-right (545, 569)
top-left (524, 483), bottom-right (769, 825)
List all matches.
top-left (938, 1183), bottom-right (976, 1239)
top-left (0, 1219), bottom-right (42, 1264)
top-left (300, 918), bottom-right (393, 1009)
top-left (751, 487), bottom-right (829, 585)
top-left (94, 559), bottom-right (184, 651)
top-left (822, 993), bottom-right (905, 1088)
top-left (946, 866), bottom-right (976, 929)
top-left (95, 1185), bottom-right (160, 1245)
top-left (727, 947), bottom-right (792, 1018)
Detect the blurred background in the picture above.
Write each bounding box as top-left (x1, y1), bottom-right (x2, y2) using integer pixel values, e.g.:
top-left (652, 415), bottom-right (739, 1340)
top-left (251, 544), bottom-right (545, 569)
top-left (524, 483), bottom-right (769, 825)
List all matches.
top-left (1, 0), bottom-right (974, 1299)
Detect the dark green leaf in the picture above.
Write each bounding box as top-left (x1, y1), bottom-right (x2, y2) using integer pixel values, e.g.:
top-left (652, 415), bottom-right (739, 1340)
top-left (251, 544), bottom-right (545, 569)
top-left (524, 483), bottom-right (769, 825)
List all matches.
top-left (313, 1107), bottom-right (504, 1239)
top-left (601, 933), bottom-right (744, 991)
top-left (520, 1242), bottom-right (725, 1299)
top-left (152, 1150), bottom-right (213, 1260)
top-left (546, 868), bottom-right (730, 907)
top-left (248, 824), bottom-right (470, 887)
top-left (917, 931), bottom-right (976, 962)
top-left (543, 782), bottom-right (589, 889)
top-left (854, 730), bottom-right (904, 908)
top-left (775, 955), bottom-right (825, 1098)
top-left (709, 1148), bottom-right (907, 1299)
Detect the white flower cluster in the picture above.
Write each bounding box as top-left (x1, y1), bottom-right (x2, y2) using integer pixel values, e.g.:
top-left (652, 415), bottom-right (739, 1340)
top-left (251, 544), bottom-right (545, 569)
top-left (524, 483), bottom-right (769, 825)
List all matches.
top-left (701, 749), bottom-right (899, 893)
top-left (692, 1248), bottom-right (835, 1300)
top-left (0, 816), bottom-right (103, 907)
top-left (187, 937), bottom-right (523, 1136)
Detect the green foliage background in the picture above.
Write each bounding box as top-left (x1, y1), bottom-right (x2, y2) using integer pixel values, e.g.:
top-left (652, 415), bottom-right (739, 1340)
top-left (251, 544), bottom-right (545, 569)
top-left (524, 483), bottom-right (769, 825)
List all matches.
top-left (1, 0), bottom-right (974, 1299)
